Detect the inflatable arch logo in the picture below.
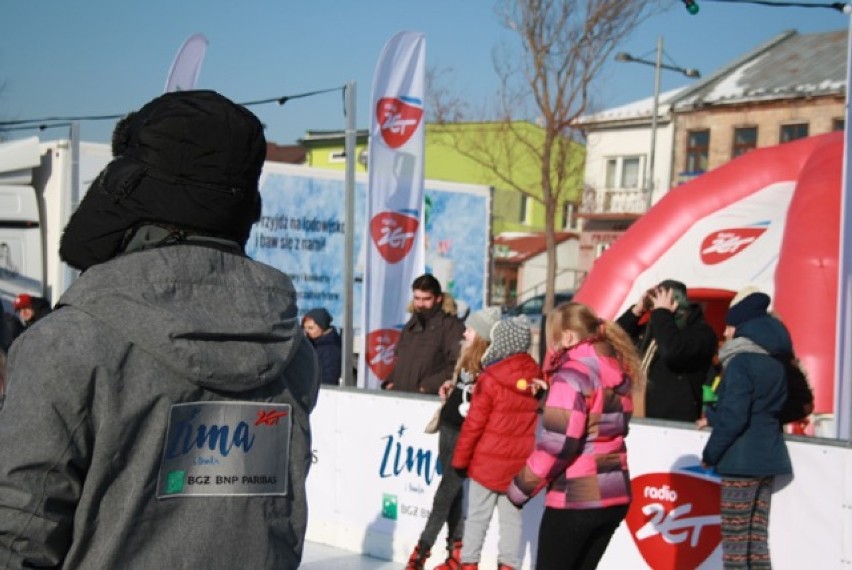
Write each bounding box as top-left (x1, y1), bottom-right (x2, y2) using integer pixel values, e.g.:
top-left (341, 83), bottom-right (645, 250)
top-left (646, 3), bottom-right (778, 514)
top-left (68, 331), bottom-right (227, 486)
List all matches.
top-left (575, 132), bottom-right (842, 416)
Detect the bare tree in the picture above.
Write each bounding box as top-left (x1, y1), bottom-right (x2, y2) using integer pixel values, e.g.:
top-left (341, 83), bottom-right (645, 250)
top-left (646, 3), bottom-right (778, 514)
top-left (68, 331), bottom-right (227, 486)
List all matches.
top-left (429, 0), bottom-right (656, 313)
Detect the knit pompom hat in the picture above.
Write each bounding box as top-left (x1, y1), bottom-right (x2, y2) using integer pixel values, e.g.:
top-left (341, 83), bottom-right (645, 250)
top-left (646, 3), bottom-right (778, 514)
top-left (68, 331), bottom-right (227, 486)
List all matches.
top-left (465, 306), bottom-right (502, 341)
top-left (481, 316), bottom-right (531, 366)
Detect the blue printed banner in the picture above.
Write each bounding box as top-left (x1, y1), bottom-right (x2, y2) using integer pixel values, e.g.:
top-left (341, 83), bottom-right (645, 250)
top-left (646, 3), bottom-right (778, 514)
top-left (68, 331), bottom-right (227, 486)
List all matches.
top-left (246, 168), bottom-right (489, 344)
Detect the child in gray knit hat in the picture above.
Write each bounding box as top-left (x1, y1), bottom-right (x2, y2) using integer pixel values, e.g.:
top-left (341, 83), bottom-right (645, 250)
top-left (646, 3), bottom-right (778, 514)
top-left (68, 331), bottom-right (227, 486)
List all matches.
top-left (450, 314), bottom-right (544, 569)
top-left (481, 315), bottom-right (533, 367)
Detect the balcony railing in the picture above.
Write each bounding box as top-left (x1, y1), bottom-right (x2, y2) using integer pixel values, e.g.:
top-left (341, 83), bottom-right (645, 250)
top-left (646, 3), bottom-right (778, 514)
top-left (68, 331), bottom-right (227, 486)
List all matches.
top-left (580, 187), bottom-right (648, 215)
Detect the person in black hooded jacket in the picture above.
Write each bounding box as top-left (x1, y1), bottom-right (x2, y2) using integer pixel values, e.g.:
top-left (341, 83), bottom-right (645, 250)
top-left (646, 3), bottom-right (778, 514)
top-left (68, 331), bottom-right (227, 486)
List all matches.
top-left (616, 279), bottom-right (718, 421)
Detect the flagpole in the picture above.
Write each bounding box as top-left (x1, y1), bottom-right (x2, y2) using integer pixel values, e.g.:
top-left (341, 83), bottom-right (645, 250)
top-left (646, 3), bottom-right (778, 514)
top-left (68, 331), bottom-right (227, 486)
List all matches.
top-left (343, 81), bottom-right (356, 386)
top-left (834, 7), bottom-right (852, 439)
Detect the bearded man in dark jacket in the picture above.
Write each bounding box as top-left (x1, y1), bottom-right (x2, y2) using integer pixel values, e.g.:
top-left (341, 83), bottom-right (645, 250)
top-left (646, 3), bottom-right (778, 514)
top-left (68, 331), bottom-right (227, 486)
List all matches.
top-left (381, 274), bottom-right (465, 394)
top-left (616, 279), bottom-right (718, 421)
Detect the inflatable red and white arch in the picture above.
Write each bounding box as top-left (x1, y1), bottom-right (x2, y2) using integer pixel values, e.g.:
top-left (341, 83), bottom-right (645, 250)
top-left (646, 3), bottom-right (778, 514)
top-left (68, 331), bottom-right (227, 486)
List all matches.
top-left (575, 131), bottom-right (842, 416)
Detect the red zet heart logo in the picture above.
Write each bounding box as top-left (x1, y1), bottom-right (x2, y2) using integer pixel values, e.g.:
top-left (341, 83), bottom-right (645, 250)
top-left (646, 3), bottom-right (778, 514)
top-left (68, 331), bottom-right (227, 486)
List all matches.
top-left (700, 226), bottom-right (767, 265)
top-left (366, 329), bottom-right (401, 380)
top-left (376, 97), bottom-right (423, 149)
top-left (625, 472), bottom-right (721, 569)
top-left (370, 211), bottom-right (419, 263)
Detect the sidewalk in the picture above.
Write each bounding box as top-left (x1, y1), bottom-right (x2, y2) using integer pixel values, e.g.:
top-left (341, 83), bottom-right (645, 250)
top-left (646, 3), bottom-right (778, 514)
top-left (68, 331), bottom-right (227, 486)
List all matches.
top-left (302, 541), bottom-right (405, 569)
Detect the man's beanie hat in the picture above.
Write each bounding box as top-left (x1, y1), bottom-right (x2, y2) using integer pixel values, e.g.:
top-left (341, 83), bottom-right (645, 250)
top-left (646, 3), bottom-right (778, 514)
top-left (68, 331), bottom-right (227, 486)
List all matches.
top-left (482, 316), bottom-right (532, 365)
top-left (726, 290), bottom-right (771, 327)
top-left (59, 90), bottom-right (267, 271)
top-left (465, 306), bottom-right (502, 342)
top-left (304, 308), bottom-right (333, 331)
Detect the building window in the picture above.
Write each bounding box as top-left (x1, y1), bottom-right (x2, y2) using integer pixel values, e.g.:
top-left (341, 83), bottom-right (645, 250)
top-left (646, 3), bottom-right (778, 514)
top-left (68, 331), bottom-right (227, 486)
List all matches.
top-left (732, 127), bottom-right (757, 158)
top-left (519, 195), bottom-right (534, 224)
top-left (605, 159), bottom-right (617, 188)
top-left (833, 118), bottom-right (845, 132)
top-left (604, 156), bottom-right (642, 189)
top-left (780, 123), bottom-right (809, 143)
top-left (685, 129), bottom-right (710, 174)
top-left (621, 157), bottom-right (641, 188)
top-left (328, 151), bottom-right (346, 163)
top-left (562, 202), bottom-right (579, 230)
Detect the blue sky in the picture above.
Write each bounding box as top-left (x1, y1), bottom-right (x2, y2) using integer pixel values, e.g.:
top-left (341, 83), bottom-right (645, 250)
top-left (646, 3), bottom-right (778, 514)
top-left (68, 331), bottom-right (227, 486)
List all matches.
top-left (0, 1), bottom-right (847, 146)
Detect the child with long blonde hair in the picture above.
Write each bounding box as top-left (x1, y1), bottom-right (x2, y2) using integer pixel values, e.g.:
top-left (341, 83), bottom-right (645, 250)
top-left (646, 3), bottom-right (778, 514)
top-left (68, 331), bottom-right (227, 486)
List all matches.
top-left (509, 301), bottom-right (643, 570)
top-left (407, 307), bottom-right (500, 570)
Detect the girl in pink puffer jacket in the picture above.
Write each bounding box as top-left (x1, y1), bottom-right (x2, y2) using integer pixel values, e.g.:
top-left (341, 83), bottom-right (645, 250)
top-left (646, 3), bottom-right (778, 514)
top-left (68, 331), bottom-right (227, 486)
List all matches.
top-left (508, 302), bottom-right (644, 570)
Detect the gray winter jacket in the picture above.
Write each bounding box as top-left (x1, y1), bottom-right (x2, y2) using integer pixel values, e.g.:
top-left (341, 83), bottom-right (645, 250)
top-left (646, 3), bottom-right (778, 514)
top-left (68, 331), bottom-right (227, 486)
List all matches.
top-left (0, 245), bottom-right (319, 569)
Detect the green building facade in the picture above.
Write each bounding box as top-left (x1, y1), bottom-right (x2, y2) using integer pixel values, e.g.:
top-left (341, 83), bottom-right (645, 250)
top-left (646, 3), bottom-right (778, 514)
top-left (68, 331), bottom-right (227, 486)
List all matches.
top-left (298, 122), bottom-right (584, 236)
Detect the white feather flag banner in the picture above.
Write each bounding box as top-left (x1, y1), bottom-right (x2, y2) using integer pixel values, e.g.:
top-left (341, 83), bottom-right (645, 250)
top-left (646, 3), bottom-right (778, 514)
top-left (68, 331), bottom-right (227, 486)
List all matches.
top-left (164, 33), bottom-right (209, 93)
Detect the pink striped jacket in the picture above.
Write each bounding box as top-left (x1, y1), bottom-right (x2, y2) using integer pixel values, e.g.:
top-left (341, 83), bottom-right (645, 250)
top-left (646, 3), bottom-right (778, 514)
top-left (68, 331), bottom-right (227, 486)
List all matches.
top-left (508, 341), bottom-right (634, 510)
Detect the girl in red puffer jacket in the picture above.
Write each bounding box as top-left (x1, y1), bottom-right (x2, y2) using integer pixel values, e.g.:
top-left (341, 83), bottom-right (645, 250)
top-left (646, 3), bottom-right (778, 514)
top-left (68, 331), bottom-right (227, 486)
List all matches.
top-left (451, 315), bottom-right (545, 570)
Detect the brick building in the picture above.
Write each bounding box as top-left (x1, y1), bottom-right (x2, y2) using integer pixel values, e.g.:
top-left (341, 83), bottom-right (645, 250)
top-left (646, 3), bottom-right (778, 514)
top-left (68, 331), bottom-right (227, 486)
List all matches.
top-left (577, 28), bottom-right (846, 276)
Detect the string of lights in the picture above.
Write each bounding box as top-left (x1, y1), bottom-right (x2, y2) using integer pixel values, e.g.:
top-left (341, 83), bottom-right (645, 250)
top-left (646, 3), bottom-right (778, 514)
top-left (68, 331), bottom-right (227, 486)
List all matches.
top-left (0, 85), bottom-right (345, 131)
top-left (681, 0), bottom-right (850, 14)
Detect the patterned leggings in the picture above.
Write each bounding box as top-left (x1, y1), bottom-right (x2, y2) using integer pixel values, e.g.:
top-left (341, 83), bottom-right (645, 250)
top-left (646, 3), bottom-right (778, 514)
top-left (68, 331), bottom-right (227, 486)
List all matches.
top-left (720, 476), bottom-right (774, 569)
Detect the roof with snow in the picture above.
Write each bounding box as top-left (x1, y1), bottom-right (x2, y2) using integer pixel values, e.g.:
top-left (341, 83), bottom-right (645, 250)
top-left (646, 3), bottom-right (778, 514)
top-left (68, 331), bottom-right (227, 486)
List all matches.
top-left (674, 29), bottom-right (846, 109)
top-left (578, 87), bottom-right (687, 124)
top-left (579, 29), bottom-right (847, 126)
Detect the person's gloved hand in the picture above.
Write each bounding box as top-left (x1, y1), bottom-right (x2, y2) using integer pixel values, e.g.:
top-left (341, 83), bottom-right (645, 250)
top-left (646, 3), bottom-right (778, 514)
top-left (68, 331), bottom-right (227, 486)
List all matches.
top-left (507, 480), bottom-right (528, 508)
top-left (454, 467), bottom-right (468, 479)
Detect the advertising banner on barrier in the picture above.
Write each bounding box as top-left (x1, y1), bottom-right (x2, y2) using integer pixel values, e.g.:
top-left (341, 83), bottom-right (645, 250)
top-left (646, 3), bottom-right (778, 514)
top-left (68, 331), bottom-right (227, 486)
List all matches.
top-left (361, 31), bottom-right (427, 390)
top-left (306, 389), bottom-right (851, 569)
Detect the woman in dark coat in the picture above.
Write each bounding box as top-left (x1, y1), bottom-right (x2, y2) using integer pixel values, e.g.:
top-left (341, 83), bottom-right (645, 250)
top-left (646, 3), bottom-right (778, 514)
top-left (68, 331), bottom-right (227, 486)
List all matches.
top-left (302, 308), bottom-right (342, 385)
top-left (699, 290), bottom-right (792, 569)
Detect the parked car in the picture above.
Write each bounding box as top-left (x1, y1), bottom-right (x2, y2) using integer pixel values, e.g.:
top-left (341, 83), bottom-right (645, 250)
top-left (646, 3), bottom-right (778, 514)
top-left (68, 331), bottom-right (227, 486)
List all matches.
top-left (503, 291), bottom-right (575, 330)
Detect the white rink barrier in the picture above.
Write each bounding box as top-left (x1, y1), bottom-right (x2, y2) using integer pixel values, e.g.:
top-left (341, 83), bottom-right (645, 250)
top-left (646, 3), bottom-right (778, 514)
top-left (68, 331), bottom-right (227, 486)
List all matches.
top-left (305, 387), bottom-right (852, 569)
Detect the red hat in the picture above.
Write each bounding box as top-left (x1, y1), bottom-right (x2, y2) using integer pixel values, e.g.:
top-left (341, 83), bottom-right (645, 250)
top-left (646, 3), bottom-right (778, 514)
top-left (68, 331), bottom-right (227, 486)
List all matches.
top-left (13, 293), bottom-right (32, 311)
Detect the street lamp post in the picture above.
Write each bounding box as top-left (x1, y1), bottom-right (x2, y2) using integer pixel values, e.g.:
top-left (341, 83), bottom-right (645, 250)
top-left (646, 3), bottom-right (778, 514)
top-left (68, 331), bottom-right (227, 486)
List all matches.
top-left (616, 36), bottom-right (700, 211)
